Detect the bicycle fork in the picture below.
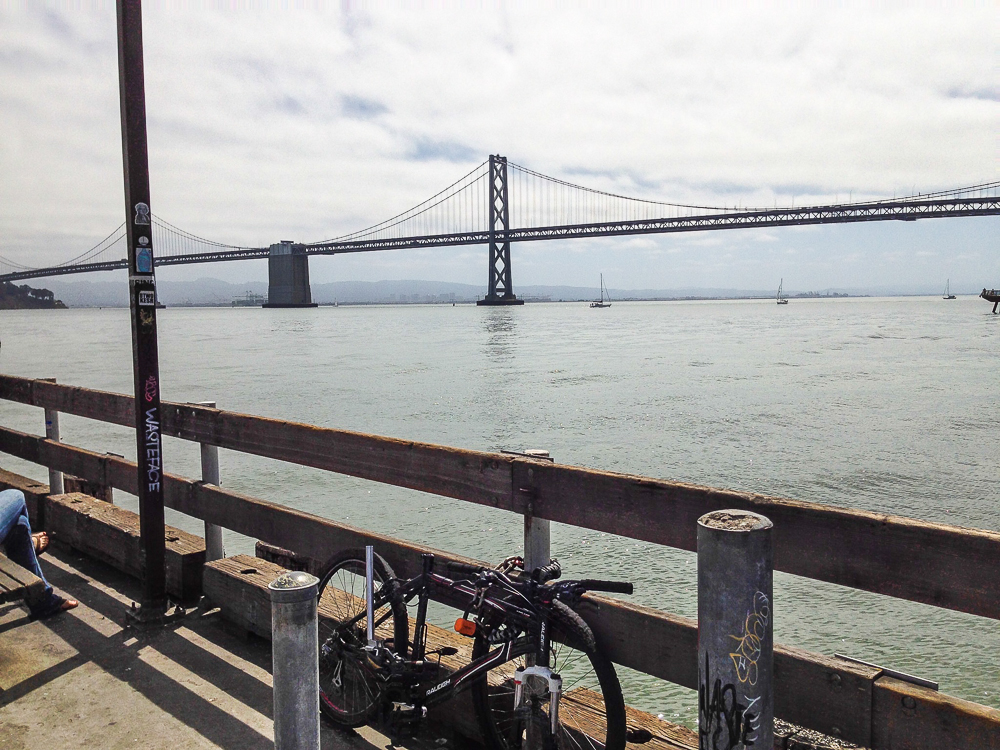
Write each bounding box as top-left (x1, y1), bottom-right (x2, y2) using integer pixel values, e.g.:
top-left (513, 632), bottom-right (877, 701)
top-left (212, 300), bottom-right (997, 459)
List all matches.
top-left (513, 664), bottom-right (563, 737)
top-left (513, 608), bottom-right (564, 742)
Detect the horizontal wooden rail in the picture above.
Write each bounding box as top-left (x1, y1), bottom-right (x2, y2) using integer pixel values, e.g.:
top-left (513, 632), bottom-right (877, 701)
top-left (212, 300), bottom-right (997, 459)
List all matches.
top-left (4, 426), bottom-right (1000, 748)
top-left (0, 426), bottom-right (876, 745)
top-left (2, 373), bottom-right (999, 621)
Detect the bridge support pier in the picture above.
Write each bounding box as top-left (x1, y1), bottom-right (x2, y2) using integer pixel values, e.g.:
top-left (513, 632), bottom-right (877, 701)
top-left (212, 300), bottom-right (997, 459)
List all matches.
top-left (477, 155), bottom-right (524, 306)
top-left (264, 241), bottom-right (317, 308)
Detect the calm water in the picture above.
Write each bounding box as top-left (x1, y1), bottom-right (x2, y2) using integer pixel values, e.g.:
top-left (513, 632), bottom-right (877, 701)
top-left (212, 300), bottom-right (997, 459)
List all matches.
top-left (1, 297), bottom-right (998, 726)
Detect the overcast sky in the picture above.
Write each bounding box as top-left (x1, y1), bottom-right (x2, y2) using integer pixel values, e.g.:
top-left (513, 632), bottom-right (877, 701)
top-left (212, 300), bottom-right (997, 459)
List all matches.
top-left (1, 2), bottom-right (997, 292)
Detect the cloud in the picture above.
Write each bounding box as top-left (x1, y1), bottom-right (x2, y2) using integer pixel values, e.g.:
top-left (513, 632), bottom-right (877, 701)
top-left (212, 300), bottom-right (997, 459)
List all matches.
top-left (0, 2), bottom-right (997, 292)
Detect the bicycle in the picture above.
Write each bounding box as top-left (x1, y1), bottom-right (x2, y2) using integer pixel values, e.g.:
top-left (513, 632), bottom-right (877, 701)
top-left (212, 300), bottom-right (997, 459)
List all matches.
top-left (315, 546), bottom-right (639, 750)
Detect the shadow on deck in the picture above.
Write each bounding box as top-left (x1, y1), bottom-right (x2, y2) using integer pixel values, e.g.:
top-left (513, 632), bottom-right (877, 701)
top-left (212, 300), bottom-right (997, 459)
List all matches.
top-left (0, 545), bottom-right (401, 750)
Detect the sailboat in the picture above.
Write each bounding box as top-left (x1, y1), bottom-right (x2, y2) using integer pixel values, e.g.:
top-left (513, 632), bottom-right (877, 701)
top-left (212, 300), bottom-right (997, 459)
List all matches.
top-left (590, 274), bottom-right (612, 308)
top-left (943, 280), bottom-right (956, 300)
top-left (776, 278), bottom-right (789, 305)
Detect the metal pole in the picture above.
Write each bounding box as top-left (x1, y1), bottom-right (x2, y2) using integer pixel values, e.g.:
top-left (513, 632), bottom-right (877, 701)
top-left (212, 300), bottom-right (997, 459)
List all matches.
top-left (117, 0), bottom-right (167, 623)
top-left (522, 449), bottom-right (551, 750)
top-left (269, 571), bottom-right (320, 750)
top-left (522, 449), bottom-right (551, 574)
top-left (196, 401), bottom-right (225, 562)
top-left (697, 510), bottom-right (773, 750)
top-left (365, 545), bottom-right (375, 646)
top-left (41, 379), bottom-right (64, 495)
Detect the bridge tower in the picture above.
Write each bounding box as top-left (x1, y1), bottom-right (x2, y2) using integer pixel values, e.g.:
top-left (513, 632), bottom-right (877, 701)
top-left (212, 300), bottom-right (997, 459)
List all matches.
top-left (477, 155), bottom-right (524, 306)
top-left (263, 241), bottom-right (317, 308)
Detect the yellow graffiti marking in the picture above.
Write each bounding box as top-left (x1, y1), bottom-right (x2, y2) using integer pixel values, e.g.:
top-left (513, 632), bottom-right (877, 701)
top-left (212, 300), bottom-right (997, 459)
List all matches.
top-left (728, 591), bottom-right (770, 686)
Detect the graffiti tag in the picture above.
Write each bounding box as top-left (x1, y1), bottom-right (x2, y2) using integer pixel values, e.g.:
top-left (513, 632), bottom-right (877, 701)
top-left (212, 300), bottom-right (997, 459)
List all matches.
top-left (144, 407), bottom-right (161, 492)
top-left (729, 591), bottom-right (770, 686)
top-left (699, 652), bottom-right (756, 750)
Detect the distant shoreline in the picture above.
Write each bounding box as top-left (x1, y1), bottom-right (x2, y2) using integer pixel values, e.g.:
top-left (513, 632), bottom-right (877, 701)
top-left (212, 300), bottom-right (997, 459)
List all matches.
top-left (0, 281), bottom-right (67, 310)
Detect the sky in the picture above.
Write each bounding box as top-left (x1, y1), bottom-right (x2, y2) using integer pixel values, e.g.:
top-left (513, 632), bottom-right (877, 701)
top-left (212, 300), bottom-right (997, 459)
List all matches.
top-left (1, 1), bottom-right (998, 293)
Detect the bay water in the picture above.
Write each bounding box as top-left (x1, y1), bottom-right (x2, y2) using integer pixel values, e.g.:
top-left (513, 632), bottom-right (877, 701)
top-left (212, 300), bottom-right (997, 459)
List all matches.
top-left (1, 296), bottom-right (997, 727)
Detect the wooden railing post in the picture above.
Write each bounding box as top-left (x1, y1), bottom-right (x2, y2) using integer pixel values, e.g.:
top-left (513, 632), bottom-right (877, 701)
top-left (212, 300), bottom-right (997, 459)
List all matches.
top-left (522, 449), bottom-right (552, 574)
top-left (196, 401), bottom-right (225, 561)
top-left (41, 378), bottom-right (64, 495)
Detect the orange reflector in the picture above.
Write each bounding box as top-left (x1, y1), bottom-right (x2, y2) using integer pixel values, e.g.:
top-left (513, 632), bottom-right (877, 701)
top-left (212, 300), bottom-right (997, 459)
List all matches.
top-left (455, 618), bottom-right (477, 636)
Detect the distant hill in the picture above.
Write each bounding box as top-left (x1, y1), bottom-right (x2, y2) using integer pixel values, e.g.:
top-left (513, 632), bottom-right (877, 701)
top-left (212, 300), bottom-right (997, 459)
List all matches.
top-left (39, 276), bottom-right (946, 308)
top-left (44, 277), bottom-right (788, 306)
top-left (0, 281), bottom-right (67, 310)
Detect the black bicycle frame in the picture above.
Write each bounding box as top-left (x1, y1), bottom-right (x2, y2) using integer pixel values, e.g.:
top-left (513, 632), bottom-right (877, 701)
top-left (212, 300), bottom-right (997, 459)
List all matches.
top-left (388, 560), bottom-right (549, 709)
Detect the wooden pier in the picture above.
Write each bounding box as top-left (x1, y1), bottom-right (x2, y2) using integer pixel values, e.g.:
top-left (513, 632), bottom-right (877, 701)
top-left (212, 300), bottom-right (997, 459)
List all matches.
top-left (1, 373), bottom-right (999, 749)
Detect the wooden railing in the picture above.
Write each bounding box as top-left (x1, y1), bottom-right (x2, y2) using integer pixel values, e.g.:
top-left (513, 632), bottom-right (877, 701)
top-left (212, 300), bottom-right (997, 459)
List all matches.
top-left (1, 373), bottom-right (998, 749)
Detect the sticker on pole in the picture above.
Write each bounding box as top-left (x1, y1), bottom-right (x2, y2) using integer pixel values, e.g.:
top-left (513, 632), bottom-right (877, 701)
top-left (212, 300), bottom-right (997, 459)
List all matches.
top-left (139, 291), bottom-right (155, 306)
top-left (134, 202), bottom-right (151, 226)
top-left (136, 247), bottom-right (153, 274)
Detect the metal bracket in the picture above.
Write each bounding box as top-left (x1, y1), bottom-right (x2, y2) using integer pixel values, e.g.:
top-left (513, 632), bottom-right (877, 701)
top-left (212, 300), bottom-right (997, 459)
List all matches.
top-left (501, 449), bottom-right (554, 462)
top-left (834, 653), bottom-right (938, 690)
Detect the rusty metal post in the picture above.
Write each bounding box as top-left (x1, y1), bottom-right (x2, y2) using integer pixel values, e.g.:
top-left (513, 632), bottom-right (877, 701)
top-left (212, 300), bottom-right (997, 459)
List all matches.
top-left (195, 401), bottom-right (225, 562)
top-left (697, 510), bottom-right (773, 750)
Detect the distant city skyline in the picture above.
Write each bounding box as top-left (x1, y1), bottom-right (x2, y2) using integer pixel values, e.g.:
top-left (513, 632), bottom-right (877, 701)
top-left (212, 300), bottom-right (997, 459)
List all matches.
top-left (1, 4), bottom-right (997, 290)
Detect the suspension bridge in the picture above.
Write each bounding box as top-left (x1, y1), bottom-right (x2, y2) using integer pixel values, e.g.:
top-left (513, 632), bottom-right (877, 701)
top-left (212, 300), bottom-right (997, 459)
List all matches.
top-left (2, 155), bottom-right (999, 306)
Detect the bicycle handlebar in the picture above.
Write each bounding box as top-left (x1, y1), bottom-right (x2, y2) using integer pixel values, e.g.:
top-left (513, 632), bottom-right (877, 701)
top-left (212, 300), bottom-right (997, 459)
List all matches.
top-left (443, 559), bottom-right (483, 577)
top-left (532, 559), bottom-right (562, 583)
top-left (573, 579), bottom-right (634, 595)
top-left (441, 558), bottom-right (632, 596)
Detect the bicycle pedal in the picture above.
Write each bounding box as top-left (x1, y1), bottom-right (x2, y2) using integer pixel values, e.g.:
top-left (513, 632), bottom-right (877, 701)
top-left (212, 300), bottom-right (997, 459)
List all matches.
top-left (390, 702), bottom-right (427, 721)
top-left (626, 727), bottom-right (654, 743)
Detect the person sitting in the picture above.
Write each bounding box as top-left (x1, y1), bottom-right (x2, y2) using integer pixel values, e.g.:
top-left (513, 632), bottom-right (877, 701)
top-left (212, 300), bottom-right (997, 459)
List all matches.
top-left (0, 488), bottom-right (78, 619)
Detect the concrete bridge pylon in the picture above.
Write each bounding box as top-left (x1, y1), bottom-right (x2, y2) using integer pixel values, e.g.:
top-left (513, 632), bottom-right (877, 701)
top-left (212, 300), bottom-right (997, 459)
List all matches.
top-left (263, 241), bottom-right (317, 308)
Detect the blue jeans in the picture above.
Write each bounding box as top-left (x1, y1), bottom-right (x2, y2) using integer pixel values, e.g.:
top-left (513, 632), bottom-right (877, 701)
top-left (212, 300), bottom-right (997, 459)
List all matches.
top-left (0, 488), bottom-right (55, 614)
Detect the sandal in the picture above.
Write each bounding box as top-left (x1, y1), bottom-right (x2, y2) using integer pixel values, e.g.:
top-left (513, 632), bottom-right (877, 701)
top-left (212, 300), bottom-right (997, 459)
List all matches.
top-left (29, 594), bottom-right (78, 621)
top-left (32, 532), bottom-right (49, 556)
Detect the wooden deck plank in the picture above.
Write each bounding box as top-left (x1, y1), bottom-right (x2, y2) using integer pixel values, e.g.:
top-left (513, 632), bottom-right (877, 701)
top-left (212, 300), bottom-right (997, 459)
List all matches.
top-left (0, 551), bottom-right (47, 605)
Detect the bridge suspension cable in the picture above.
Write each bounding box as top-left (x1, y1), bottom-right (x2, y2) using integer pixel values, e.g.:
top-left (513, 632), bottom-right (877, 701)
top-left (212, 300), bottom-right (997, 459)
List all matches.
top-left (2, 158), bottom-right (999, 284)
top-left (310, 160), bottom-right (491, 247)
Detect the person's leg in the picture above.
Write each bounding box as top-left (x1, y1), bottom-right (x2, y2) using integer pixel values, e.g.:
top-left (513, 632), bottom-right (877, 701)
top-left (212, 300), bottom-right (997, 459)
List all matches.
top-left (0, 488), bottom-right (28, 541)
top-left (0, 489), bottom-right (54, 597)
top-left (0, 489), bottom-right (77, 618)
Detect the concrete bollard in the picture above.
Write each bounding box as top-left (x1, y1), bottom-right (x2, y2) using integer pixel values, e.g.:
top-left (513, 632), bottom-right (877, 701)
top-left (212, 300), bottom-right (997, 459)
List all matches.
top-left (269, 570), bottom-right (320, 750)
top-left (196, 401), bottom-right (225, 562)
top-left (697, 510), bottom-right (773, 750)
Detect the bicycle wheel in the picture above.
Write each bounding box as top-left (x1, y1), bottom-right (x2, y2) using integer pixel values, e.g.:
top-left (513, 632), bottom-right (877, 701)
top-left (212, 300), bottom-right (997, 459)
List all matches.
top-left (316, 548), bottom-right (409, 727)
top-left (471, 599), bottom-right (627, 750)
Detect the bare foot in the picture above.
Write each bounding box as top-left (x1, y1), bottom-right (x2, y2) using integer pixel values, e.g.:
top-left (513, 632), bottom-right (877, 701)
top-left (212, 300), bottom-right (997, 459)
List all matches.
top-left (32, 532), bottom-right (49, 555)
top-left (60, 599), bottom-right (79, 612)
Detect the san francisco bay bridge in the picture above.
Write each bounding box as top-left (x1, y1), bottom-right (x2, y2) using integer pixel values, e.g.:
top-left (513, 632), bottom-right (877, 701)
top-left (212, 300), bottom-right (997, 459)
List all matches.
top-left (2, 155), bottom-right (999, 306)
